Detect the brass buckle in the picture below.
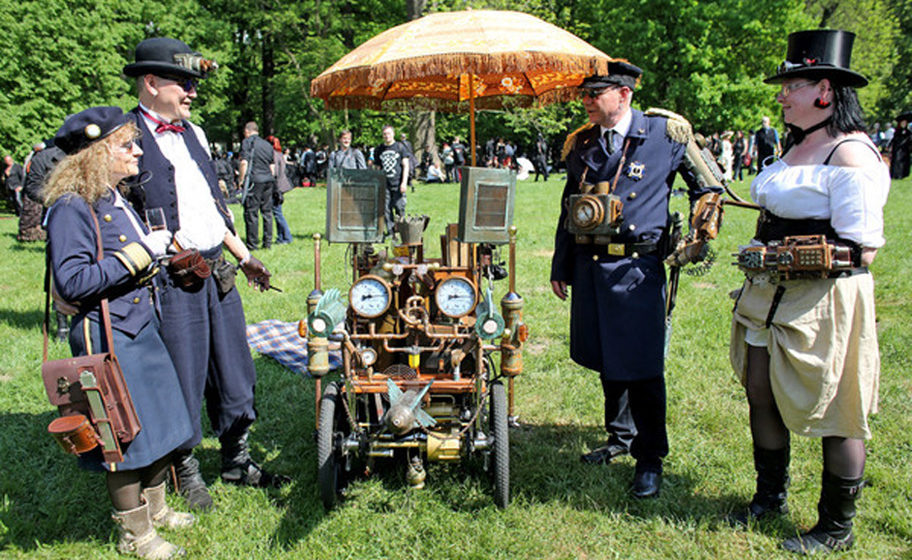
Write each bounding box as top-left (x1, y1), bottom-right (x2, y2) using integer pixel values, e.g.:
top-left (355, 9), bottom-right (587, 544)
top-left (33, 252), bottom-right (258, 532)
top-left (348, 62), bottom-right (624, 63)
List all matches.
top-left (607, 243), bottom-right (625, 256)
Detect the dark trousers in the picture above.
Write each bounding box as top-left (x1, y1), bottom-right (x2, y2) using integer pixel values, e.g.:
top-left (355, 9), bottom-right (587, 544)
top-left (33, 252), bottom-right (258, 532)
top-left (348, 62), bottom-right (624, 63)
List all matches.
top-left (156, 254), bottom-right (258, 449)
top-left (601, 375), bottom-right (668, 473)
top-left (384, 186), bottom-right (407, 233)
top-left (602, 386), bottom-right (636, 449)
top-left (534, 156), bottom-right (549, 181)
top-left (244, 180), bottom-right (275, 249)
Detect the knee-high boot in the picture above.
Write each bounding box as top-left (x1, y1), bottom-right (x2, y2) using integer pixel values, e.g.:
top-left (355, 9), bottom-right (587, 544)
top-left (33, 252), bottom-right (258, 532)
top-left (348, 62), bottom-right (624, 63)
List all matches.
top-left (731, 444), bottom-right (790, 525)
top-left (173, 450), bottom-right (213, 511)
top-left (781, 470), bottom-right (863, 554)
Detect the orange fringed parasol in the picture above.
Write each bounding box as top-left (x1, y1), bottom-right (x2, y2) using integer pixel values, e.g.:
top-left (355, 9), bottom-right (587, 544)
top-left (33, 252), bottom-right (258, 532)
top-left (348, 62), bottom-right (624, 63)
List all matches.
top-left (311, 10), bottom-right (618, 163)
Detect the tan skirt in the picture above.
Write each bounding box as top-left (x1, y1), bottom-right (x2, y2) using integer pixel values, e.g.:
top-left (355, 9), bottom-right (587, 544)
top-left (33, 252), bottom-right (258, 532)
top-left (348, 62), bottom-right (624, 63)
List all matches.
top-left (730, 273), bottom-right (880, 439)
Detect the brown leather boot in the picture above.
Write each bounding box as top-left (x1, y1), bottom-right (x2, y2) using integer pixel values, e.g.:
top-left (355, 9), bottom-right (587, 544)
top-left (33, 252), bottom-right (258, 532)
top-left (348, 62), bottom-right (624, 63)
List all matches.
top-left (142, 482), bottom-right (195, 530)
top-left (111, 501), bottom-right (185, 559)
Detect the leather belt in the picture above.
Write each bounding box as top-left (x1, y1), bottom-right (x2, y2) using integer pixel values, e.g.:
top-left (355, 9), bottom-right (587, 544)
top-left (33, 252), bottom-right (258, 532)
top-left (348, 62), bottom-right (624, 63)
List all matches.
top-left (582, 241), bottom-right (658, 257)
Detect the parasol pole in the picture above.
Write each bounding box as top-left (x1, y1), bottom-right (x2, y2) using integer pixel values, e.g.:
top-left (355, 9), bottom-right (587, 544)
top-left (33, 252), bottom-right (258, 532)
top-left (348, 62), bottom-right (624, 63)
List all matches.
top-left (469, 73), bottom-right (477, 166)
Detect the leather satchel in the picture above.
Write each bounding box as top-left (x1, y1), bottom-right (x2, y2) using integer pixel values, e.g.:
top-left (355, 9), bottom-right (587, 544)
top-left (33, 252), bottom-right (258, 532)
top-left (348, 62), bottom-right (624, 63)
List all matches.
top-left (41, 206), bottom-right (141, 465)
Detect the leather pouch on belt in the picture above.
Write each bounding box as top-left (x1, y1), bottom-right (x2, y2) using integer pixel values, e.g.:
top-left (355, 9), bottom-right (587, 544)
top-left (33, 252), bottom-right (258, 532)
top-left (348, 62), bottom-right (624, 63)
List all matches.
top-left (167, 249), bottom-right (211, 289)
top-left (212, 259), bottom-right (237, 297)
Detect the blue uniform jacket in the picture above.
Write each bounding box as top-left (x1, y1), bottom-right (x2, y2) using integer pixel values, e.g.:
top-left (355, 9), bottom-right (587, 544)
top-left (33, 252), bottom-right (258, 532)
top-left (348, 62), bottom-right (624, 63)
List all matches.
top-left (47, 192), bottom-right (155, 336)
top-left (551, 109), bottom-right (714, 380)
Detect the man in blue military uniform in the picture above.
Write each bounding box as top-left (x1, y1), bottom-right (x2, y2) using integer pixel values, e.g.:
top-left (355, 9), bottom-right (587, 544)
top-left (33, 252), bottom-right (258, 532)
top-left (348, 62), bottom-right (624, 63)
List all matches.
top-left (551, 61), bottom-right (717, 497)
top-left (122, 37), bottom-right (289, 510)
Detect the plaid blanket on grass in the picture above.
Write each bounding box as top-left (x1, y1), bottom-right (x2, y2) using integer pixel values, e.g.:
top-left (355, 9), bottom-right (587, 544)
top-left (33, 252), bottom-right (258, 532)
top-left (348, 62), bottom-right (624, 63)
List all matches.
top-left (246, 319), bottom-right (342, 376)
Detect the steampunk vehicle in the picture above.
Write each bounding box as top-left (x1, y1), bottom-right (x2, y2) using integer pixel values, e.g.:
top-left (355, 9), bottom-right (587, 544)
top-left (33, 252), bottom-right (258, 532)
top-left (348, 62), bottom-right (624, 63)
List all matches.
top-left (303, 167), bottom-right (527, 509)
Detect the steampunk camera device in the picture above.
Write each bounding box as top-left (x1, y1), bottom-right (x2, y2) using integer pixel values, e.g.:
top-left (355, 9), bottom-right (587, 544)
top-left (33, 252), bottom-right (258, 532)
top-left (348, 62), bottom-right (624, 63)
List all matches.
top-left (303, 167), bottom-right (527, 509)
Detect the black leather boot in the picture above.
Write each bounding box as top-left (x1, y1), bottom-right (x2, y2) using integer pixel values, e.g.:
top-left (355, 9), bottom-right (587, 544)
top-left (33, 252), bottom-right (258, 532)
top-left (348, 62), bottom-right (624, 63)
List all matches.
top-left (730, 444), bottom-right (790, 525)
top-left (781, 471), bottom-right (863, 554)
top-left (219, 430), bottom-right (290, 488)
top-left (173, 450), bottom-right (213, 511)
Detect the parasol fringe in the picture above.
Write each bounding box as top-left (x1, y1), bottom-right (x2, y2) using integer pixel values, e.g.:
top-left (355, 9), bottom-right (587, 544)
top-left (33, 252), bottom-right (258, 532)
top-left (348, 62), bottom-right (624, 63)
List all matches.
top-left (312, 52), bottom-right (623, 99)
top-left (318, 86), bottom-right (581, 112)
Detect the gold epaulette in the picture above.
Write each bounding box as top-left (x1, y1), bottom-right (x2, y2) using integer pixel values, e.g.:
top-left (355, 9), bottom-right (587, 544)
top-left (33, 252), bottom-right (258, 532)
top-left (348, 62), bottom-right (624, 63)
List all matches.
top-left (561, 123), bottom-right (596, 161)
top-left (645, 108), bottom-right (693, 144)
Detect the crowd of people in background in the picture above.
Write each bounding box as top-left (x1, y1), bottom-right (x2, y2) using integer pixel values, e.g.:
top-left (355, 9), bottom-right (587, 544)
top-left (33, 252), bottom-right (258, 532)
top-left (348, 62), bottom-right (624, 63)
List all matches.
top-left (5, 112), bottom-right (912, 246)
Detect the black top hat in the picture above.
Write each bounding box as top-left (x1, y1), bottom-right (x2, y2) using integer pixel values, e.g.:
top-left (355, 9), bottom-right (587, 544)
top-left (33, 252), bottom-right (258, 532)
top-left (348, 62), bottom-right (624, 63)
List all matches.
top-left (897, 111), bottom-right (912, 123)
top-left (54, 106), bottom-right (128, 155)
top-left (580, 60), bottom-right (643, 90)
top-left (123, 37), bottom-right (217, 80)
top-left (764, 29), bottom-right (867, 88)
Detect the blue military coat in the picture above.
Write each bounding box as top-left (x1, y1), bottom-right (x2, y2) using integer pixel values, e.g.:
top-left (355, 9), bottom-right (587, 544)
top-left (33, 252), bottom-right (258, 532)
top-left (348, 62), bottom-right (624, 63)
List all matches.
top-left (551, 109), bottom-right (713, 381)
top-left (47, 191), bottom-right (155, 336)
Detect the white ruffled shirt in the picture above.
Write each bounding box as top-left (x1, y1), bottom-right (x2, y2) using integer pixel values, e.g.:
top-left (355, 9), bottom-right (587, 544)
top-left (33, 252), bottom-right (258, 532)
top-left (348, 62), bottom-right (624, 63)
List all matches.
top-left (750, 149), bottom-right (890, 248)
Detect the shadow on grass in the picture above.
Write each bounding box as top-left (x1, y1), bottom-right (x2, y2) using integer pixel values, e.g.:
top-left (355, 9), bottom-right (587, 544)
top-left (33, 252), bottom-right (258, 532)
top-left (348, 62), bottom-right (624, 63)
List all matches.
top-left (0, 307), bottom-right (44, 330)
top-left (0, 410), bottom-right (113, 552)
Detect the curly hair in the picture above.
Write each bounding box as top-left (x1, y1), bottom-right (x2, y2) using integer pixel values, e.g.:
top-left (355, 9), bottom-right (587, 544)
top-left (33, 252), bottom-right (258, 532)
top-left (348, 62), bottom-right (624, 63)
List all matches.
top-left (43, 122), bottom-right (139, 206)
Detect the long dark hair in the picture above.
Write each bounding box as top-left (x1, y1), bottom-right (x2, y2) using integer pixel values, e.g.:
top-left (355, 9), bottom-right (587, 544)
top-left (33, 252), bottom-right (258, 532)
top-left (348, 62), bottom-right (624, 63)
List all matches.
top-left (827, 83), bottom-right (867, 136)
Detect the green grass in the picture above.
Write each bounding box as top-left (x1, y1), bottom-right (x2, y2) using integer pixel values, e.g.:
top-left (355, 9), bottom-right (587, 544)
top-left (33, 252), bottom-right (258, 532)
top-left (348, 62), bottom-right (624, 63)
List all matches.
top-left (1, 174), bottom-right (910, 559)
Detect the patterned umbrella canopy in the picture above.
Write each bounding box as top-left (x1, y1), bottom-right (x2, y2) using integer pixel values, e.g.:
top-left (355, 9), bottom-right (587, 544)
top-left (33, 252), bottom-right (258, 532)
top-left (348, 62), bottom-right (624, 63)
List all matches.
top-left (310, 10), bottom-right (617, 112)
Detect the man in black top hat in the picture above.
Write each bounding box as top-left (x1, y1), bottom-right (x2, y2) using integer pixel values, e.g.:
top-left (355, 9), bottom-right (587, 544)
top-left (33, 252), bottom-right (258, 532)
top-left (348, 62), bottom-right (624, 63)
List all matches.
top-left (551, 60), bottom-right (715, 498)
top-left (122, 37), bottom-right (288, 510)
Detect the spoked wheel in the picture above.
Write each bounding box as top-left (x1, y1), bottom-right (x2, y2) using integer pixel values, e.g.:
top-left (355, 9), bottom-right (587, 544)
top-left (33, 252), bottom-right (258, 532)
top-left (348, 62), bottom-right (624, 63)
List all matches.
top-left (317, 381), bottom-right (345, 509)
top-left (489, 381), bottom-right (510, 508)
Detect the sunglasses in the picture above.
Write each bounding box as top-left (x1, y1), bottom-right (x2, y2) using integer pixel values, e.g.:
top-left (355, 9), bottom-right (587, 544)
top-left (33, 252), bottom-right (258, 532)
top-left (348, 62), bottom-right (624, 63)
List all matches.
top-left (157, 75), bottom-right (198, 93)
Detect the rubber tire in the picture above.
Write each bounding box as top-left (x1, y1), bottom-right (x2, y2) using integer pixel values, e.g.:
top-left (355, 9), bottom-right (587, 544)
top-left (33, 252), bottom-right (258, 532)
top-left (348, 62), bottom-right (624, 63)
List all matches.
top-left (490, 381), bottom-right (510, 508)
top-left (317, 382), bottom-right (341, 509)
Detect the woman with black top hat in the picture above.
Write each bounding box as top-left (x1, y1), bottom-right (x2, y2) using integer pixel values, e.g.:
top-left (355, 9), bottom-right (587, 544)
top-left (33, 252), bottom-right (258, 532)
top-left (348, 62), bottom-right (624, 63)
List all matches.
top-left (888, 112), bottom-right (911, 179)
top-left (728, 30), bottom-right (889, 554)
top-left (44, 106), bottom-right (194, 559)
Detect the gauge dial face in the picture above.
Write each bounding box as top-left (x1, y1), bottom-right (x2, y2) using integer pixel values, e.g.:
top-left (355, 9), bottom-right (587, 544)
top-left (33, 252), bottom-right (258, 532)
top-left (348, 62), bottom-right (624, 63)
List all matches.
top-left (349, 275), bottom-right (391, 318)
top-left (435, 276), bottom-right (477, 318)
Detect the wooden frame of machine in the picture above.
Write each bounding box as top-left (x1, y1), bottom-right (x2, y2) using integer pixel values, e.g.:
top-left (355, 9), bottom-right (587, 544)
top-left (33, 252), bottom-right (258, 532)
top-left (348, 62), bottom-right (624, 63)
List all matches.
top-left (303, 167), bottom-right (527, 509)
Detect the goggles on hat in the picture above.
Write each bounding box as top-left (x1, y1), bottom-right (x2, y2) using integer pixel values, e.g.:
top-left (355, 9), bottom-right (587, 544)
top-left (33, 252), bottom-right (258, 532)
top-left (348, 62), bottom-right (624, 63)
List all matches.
top-left (173, 52), bottom-right (218, 75)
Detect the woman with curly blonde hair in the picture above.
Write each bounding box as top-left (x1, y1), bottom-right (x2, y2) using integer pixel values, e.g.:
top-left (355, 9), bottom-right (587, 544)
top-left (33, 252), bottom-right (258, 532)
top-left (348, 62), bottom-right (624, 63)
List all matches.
top-left (45, 106), bottom-right (194, 559)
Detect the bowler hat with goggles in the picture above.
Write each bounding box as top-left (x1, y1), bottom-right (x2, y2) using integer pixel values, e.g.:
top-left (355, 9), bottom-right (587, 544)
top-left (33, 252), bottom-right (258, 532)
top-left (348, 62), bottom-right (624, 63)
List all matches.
top-left (54, 106), bottom-right (128, 155)
top-left (764, 29), bottom-right (867, 88)
top-left (123, 37), bottom-right (217, 80)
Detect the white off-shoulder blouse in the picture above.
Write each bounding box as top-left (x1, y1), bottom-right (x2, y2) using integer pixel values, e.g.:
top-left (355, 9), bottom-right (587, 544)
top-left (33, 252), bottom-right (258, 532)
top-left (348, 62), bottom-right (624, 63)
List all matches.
top-left (750, 152), bottom-right (890, 248)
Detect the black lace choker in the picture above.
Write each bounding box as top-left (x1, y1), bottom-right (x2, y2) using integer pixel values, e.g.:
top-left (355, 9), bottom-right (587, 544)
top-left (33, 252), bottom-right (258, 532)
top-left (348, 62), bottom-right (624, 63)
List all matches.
top-left (787, 117), bottom-right (832, 145)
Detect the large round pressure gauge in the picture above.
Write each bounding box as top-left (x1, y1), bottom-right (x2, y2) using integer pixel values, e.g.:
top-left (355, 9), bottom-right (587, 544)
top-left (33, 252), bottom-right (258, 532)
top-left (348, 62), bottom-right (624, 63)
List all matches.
top-left (435, 276), bottom-right (477, 318)
top-left (349, 275), bottom-right (392, 318)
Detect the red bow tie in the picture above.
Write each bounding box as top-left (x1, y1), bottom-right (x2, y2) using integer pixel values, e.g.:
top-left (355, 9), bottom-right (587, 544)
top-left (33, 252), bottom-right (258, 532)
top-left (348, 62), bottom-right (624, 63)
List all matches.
top-left (140, 108), bottom-right (185, 134)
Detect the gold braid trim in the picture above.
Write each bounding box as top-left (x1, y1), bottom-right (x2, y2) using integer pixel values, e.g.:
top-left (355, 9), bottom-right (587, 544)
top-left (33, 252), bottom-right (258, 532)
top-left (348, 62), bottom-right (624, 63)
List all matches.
top-left (113, 242), bottom-right (152, 276)
top-left (645, 107), bottom-right (693, 144)
top-left (561, 122), bottom-right (596, 161)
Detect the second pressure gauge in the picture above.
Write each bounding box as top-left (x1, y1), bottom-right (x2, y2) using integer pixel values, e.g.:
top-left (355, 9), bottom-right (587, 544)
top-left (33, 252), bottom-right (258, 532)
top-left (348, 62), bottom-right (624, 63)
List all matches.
top-left (435, 276), bottom-right (477, 318)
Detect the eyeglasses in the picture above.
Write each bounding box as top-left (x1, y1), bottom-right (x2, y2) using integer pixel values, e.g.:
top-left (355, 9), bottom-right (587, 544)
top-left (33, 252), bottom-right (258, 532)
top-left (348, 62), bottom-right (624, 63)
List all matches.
top-left (115, 140), bottom-right (137, 152)
top-left (578, 87), bottom-right (614, 100)
top-left (778, 81), bottom-right (817, 97)
top-left (157, 75), bottom-right (198, 93)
